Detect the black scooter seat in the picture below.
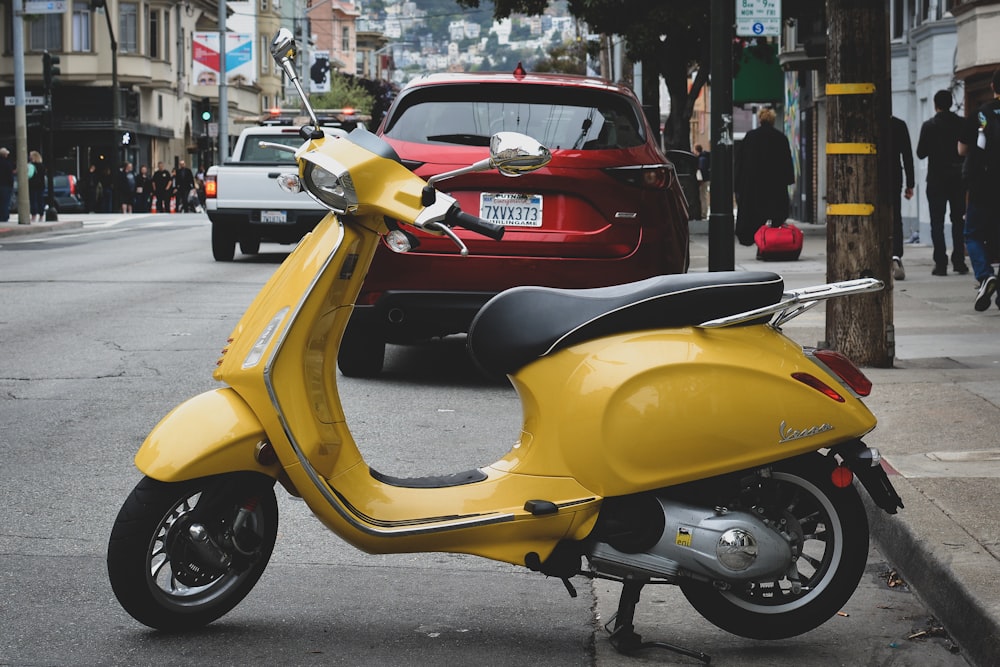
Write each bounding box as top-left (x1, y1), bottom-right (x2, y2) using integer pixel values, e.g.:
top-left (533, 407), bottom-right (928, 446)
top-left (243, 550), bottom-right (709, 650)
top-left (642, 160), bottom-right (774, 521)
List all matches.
top-left (468, 271), bottom-right (784, 377)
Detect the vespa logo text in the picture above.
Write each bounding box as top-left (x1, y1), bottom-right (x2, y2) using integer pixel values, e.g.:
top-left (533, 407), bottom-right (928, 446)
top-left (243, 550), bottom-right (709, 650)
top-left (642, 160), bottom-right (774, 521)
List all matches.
top-left (778, 420), bottom-right (834, 444)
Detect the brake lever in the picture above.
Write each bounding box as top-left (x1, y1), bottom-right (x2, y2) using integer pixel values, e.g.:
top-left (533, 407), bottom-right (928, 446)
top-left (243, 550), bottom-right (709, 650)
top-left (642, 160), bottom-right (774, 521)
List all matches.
top-left (424, 221), bottom-right (469, 256)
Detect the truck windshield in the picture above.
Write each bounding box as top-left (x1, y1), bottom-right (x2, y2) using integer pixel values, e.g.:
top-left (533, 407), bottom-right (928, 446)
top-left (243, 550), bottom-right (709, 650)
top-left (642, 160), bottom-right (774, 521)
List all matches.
top-left (240, 135), bottom-right (303, 164)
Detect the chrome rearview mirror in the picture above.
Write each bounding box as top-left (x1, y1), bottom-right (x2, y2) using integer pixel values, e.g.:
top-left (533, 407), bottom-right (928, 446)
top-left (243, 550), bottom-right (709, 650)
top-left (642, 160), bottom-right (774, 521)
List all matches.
top-left (489, 132), bottom-right (551, 177)
top-left (270, 29), bottom-right (322, 131)
top-left (426, 132), bottom-right (551, 186)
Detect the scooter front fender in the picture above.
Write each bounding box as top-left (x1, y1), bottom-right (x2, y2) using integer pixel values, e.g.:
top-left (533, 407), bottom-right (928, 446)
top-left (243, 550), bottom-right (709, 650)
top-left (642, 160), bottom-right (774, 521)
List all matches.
top-left (135, 388), bottom-right (280, 482)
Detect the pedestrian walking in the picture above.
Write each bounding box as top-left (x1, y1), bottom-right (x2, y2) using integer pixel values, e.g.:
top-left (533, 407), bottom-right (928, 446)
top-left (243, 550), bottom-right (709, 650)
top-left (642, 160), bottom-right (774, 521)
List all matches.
top-left (959, 68), bottom-right (1000, 311)
top-left (152, 162), bottom-right (173, 213)
top-left (917, 90), bottom-right (969, 276)
top-left (695, 144), bottom-right (710, 220)
top-left (80, 164), bottom-right (99, 213)
top-left (118, 162), bottom-right (136, 214)
top-left (133, 164), bottom-right (152, 213)
top-left (173, 160), bottom-right (195, 212)
top-left (27, 150), bottom-right (45, 223)
top-left (0, 147), bottom-right (14, 222)
top-left (735, 107), bottom-right (795, 246)
top-left (890, 116), bottom-right (916, 280)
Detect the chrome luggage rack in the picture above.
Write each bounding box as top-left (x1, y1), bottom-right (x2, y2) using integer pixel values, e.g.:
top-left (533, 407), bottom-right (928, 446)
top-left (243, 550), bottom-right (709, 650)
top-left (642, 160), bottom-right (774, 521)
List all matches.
top-left (699, 278), bottom-right (884, 329)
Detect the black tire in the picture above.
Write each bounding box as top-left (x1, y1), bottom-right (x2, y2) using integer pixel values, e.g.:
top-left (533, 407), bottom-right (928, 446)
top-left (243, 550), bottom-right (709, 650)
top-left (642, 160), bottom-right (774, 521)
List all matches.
top-left (239, 236), bottom-right (261, 256)
top-left (337, 322), bottom-right (385, 377)
top-left (679, 454), bottom-right (869, 640)
top-left (107, 472), bottom-right (278, 631)
top-left (212, 224), bottom-right (236, 261)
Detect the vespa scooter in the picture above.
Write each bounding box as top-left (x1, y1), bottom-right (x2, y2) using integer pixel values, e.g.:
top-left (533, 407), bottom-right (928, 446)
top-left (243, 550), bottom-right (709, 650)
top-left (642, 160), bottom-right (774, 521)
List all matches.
top-left (108, 28), bottom-right (902, 661)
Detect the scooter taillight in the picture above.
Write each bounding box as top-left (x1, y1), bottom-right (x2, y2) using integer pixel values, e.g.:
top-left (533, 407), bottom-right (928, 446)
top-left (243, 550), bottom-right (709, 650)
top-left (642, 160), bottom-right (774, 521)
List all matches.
top-left (804, 348), bottom-right (873, 397)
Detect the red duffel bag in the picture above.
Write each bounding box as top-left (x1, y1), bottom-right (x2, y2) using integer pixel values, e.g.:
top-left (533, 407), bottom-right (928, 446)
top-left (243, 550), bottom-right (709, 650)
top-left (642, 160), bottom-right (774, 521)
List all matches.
top-left (754, 221), bottom-right (803, 261)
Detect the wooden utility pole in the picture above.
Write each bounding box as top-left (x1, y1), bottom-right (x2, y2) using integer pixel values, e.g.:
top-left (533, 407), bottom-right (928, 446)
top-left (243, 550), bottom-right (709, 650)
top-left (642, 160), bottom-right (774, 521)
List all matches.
top-left (824, 0), bottom-right (894, 367)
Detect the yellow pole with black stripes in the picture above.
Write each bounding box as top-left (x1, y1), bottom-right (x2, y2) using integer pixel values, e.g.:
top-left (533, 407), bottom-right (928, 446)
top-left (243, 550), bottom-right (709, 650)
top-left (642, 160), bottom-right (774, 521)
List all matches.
top-left (824, 0), bottom-right (894, 368)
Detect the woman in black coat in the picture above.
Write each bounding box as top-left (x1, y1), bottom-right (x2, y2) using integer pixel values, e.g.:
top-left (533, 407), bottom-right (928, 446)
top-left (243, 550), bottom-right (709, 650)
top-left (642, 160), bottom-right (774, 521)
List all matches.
top-left (735, 107), bottom-right (796, 246)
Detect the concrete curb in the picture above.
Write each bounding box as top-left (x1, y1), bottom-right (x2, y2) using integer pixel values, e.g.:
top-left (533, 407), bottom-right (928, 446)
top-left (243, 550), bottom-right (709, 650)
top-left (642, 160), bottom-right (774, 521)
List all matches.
top-left (0, 220), bottom-right (83, 236)
top-left (865, 476), bottom-right (1000, 667)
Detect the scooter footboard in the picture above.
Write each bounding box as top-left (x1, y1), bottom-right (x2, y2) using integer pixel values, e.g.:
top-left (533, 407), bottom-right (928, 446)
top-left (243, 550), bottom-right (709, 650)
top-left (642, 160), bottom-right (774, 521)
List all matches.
top-left (135, 388), bottom-right (281, 482)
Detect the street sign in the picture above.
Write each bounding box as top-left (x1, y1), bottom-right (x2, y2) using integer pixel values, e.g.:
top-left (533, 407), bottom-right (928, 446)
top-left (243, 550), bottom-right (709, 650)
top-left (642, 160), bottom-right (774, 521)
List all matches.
top-left (4, 96), bottom-right (45, 106)
top-left (24, 1), bottom-right (68, 14)
top-left (736, 0), bottom-right (782, 37)
top-left (208, 122), bottom-right (219, 138)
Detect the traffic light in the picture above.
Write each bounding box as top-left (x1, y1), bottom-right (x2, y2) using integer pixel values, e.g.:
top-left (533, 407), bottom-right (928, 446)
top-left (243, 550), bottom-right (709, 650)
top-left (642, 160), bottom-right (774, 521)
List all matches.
top-left (43, 51), bottom-right (61, 90)
top-left (200, 97), bottom-right (212, 122)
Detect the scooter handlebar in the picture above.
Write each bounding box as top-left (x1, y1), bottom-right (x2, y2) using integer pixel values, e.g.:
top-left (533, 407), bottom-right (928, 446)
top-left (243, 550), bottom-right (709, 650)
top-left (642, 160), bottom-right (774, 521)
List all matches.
top-left (445, 205), bottom-right (505, 241)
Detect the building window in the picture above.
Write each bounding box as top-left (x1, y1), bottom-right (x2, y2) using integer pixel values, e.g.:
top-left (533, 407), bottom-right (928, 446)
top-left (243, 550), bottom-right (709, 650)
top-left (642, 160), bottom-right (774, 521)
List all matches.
top-left (158, 94), bottom-right (164, 120)
top-left (260, 34), bottom-right (270, 74)
top-left (149, 9), bottom-right (160, 59)
top-left (30, 14), bottom-right (63, 51)
top-left (119, 2), bottom-right (138, 54)
top-left (342, 26), bottom-right (349, 52)
top-left (260, 0), bottom-right (269, 11)
top-left (72, 7), bottom-right (92, 52)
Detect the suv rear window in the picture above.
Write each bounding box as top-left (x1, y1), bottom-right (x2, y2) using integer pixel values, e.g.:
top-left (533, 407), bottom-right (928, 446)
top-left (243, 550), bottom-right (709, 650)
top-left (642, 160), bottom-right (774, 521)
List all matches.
top-left (382, 83), bottom-right (646, 151)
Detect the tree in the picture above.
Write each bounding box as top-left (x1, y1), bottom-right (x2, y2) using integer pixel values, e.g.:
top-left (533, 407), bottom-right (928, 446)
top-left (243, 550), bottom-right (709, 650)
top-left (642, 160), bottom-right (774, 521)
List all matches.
top-left (457, 0), bottom-right (710, 150)
top-left (309, 74), bottom-right (375, 115)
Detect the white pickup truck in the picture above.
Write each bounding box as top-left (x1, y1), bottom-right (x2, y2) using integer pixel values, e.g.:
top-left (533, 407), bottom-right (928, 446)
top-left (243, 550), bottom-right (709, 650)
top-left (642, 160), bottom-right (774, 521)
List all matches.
top-left (205, 124), bottom-right (343, 261)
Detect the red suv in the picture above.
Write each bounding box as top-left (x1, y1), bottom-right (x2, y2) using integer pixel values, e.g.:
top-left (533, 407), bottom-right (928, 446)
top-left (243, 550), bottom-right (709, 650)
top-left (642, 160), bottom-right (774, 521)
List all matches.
top-left (339, 69), bottom-right (690, 376)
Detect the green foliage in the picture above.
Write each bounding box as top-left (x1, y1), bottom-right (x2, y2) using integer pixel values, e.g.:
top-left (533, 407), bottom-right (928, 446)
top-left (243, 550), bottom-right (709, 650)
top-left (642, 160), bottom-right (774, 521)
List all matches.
top-left (532, 38), bottom-right (587, 75)
top-left (309, 74), bottom-right (375, 114)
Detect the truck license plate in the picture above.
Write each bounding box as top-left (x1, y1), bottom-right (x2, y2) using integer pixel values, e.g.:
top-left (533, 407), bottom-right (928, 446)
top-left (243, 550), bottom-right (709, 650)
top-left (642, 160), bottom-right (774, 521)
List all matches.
top-left (261, 210), bottom-right (287, 223)
top-left (479, 193), bottom-right (542, 227)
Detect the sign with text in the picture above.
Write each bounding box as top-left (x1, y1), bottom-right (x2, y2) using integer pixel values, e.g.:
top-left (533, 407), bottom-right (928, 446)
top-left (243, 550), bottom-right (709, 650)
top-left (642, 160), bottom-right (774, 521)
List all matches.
top-left (24, 1), bottom-right (67, 14)
top-left (736, 0), bottom-right (781, 37)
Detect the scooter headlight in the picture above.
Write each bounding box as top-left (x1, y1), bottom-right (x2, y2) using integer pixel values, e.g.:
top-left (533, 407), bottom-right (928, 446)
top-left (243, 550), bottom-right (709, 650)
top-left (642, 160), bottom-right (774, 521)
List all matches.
top-left (302, 160), bottom-right (358, 214)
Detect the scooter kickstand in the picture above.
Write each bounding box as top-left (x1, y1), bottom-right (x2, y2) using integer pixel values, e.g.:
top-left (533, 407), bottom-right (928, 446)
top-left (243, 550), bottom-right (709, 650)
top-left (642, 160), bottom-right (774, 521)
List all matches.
top-left (608, 579), bottom-right (711, 664)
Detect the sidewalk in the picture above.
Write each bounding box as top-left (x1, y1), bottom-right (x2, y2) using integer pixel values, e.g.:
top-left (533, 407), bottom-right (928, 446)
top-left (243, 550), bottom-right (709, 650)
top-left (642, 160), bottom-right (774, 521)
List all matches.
top-left (690, 221), bottom-right (1000, 667)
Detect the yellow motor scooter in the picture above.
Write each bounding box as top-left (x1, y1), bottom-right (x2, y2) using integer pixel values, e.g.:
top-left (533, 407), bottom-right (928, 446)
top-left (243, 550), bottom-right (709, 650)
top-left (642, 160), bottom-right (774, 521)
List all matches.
top-left (107, 29), bottom-right (902, 661)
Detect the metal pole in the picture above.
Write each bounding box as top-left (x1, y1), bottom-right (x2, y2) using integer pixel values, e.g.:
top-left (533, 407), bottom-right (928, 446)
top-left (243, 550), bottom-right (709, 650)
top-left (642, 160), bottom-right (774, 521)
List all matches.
top-left (708, 0), bottom-right (735, 271)
top-left (100, 3), bottom-right (119, 211)
top-left (12, 0), bottom-right (30, 223)
top-left (218, 0), bottom-right (229, 161)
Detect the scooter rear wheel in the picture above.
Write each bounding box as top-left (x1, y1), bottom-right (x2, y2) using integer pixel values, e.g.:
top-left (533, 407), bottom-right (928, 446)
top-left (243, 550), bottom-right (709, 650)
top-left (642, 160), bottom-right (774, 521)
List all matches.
top-left (679, 454), bottom-right (869, 640)
top-left (107, 472), bottom-right (278, 631)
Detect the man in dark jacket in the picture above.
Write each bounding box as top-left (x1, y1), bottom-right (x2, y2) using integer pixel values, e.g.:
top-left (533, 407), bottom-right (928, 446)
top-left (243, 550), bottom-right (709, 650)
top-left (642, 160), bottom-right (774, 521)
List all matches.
top-left (959, 68), bottom-right (1000, 311)
top-left (917, 90), bottom-right (968, 276)
top-left (890, 116), bottom-right (916, 280)
top-left (735, 107), bottom-right (795, 246)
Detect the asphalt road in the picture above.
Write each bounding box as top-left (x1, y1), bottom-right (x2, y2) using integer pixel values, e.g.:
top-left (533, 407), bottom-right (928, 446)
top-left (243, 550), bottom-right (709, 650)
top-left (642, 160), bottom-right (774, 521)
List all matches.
top-left (0, 214), bottom-right (970, 666)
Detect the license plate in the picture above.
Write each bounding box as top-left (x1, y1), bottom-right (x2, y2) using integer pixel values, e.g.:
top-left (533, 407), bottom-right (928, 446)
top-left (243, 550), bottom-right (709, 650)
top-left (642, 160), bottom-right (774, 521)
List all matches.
top-left (479, 193), bottom-right (542, 227)
top-left (260, 210), bottom-right (287, 223)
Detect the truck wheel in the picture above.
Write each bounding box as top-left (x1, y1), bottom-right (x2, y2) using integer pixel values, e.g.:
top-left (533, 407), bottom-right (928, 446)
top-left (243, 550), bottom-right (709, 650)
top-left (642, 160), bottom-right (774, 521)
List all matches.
top-left (239, 237), bottom-right (260, 256)
top-left (338, 324), bottom-right (385, 377)
top-left (212, 225), bottom-right (236, 261)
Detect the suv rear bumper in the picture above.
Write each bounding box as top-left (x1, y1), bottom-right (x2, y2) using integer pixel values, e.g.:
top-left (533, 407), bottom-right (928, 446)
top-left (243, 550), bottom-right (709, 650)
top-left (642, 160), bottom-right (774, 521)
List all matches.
top-left (348, 290), bottom-right (497, 343)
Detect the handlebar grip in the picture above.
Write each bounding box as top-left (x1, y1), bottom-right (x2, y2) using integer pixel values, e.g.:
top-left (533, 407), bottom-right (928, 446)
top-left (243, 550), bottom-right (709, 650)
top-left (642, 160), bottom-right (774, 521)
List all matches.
top-left (447, 206), bottom-right (505, 241)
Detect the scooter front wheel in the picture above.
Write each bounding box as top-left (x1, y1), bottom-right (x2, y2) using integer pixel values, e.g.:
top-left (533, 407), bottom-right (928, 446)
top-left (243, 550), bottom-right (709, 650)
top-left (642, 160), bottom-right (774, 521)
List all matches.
top-left (679, 454), bottom-right (869, 640)
top-left (107, 472), bottom-right (278, 631)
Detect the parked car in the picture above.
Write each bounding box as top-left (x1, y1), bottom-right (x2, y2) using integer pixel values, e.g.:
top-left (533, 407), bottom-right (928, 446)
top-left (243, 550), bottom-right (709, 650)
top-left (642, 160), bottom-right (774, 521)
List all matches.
top-left (339, 68), bottom-right (690, 377)
top-left (11, 172), bottom-right (85, 214)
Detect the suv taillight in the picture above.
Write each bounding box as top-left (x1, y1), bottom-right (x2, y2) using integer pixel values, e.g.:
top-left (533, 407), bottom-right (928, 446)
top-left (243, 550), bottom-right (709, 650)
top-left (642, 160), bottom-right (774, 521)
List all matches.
top-left (603, 164), bottom-right (673, 190)
top-left (205, 175), bottom-right (217, 198)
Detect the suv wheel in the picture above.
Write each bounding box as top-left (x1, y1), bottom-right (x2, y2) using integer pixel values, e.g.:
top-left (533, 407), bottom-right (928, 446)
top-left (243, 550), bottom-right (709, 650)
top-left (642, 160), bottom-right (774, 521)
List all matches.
top-left (212, 225), bottom-right (236, 261)
top-left (337, 323), bottom-right (385, 377)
